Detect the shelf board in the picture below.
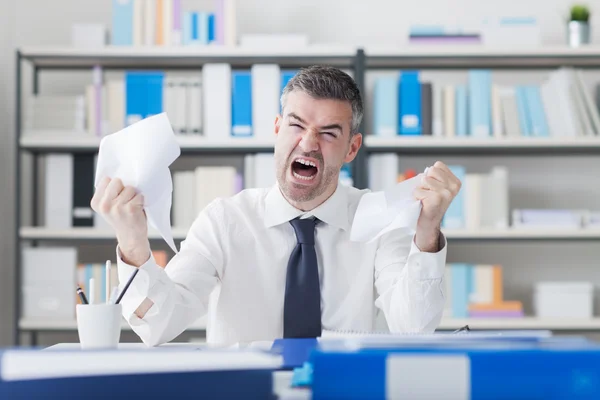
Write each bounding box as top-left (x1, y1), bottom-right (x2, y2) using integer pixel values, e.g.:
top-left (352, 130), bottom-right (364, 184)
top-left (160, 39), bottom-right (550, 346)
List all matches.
top-left (364, 45), bottom-right (600, 69)
top-left (438, 317), bottom-right (600, 331)
top-left (19, 317), bottom-right (600, 331)
top-left (20, 132), bottom-right (275, 153)
top-left (19, 318), bottom-right (206, 331)
top-left (364, 136), bottom-right (600, 154)
top-left (19, 45), bottom-right (357, 69)
top-left (20, 227), bottom-right (600, 241)
top-left (442, 228), bottom-right (600, 240)
top-left (20, 227), bottom-right (189, 241)
top-left (22, 134), bottom-right (600, 155)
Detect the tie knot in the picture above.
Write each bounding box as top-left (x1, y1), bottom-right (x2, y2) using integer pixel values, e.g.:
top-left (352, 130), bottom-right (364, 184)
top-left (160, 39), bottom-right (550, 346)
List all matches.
top-left (290, 218), bottom-right (317, 245)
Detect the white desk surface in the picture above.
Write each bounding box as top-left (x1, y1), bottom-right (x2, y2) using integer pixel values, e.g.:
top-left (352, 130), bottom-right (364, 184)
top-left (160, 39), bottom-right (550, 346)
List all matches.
top-left (44, 343), bottom-right (310, 400)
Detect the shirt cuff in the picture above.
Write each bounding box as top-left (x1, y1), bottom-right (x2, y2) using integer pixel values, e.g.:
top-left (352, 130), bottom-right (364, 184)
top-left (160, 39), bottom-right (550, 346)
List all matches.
top-left (407, 232), bottom-right (447, 281)
top-left (115, 246), bottom-right (169, 323)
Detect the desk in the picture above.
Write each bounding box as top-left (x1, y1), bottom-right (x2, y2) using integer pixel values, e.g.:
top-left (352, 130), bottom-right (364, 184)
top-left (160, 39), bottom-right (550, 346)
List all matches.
top-left (44, 343), bottom-right (310, 400)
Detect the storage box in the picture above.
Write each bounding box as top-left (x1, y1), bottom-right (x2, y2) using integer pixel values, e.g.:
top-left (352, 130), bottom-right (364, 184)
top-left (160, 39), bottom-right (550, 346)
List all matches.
top-left (534, 282), bottom-right (594, 318)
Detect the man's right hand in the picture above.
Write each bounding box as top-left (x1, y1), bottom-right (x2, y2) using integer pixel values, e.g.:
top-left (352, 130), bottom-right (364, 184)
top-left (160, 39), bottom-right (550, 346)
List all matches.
top-left (91, 177), bottom-right (151, 267)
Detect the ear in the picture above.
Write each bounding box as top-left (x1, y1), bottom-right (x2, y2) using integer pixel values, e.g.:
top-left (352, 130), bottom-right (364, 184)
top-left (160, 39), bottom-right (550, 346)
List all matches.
top-left (274, 114), bottom-right (283, 136)
top-left (344, 133), bottom-right (363, 163)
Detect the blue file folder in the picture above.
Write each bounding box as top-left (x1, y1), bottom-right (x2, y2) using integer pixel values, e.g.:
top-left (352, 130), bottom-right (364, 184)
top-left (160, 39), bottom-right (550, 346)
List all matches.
top-left (270, 338), bottom-right (318, 370)
top-left (310, 337), bottom-right (600, 400)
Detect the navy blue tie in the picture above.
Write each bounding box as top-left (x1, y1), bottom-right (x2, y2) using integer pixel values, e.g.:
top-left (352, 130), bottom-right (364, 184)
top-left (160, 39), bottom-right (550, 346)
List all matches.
top-left (283, 218), bottom-right (322, 338)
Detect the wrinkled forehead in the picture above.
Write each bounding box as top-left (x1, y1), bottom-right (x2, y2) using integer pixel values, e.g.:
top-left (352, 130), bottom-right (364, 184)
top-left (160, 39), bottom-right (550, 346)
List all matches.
top-left (283, 91), bottom-right (353, 132)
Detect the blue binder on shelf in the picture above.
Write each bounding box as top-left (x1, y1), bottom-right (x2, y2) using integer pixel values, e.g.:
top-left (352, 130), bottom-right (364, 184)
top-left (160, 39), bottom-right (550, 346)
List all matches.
top-left (398, 70), bottom-right (422, 135)
top-left (231, 71), bottom-right (253, 137)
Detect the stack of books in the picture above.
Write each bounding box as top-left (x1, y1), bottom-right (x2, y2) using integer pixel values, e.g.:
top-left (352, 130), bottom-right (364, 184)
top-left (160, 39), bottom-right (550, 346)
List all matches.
top-left (408, 25), bottom-right (481, 45)
top-left (372, 67), bottom-right (600, 139)
top-left (444, 263), bottom-right (524, 318)
top-left (29, 65), bottom-right (297, 141)
top-left (111, 0), bottom-right (237, 47)
top-left (25, 95), bottom-right (85, 132)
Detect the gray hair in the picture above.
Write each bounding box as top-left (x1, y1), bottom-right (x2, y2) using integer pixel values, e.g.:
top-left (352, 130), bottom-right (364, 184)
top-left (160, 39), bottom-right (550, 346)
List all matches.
top-left (280, 65), bottom-right (364, 135)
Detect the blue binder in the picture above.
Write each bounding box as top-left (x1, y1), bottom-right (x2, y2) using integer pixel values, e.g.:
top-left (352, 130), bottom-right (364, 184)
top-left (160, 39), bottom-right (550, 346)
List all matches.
top-left (0, 349), bottom-right (277, 400)
top-left (208, 13), bottom-right (216, 43)
top-left (232, 71), bottom-right (253, 137)
top-left (310, 338), bottom-right (600, 399)
top-left (0, 369), bottom-right (274, 399)
top-left (145, 72), bottom-right (164, 117)
top-left (125, 72), bottom-right (145, 125)
top-left (398, 71), bottom-right (422, 135)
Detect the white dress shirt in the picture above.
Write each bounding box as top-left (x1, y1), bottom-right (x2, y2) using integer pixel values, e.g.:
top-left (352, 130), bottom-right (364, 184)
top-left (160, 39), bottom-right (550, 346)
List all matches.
top-left (117, 183), bottom-right (448, 347)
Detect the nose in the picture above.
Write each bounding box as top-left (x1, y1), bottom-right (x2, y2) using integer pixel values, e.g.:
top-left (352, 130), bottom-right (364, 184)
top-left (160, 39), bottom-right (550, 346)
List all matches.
top-left (298, 129), bottom-right (319, 153)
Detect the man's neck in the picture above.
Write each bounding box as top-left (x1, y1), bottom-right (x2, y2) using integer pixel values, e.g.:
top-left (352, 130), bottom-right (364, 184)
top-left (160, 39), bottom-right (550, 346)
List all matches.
top-left (282, 183), bottom-right (338, 212)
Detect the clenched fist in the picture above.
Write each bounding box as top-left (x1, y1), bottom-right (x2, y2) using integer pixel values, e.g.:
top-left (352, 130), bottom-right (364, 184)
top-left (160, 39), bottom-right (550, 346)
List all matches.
top-left (413, 161), bottom-right (462, 252)
top-left (90, 177), bottom-right (150, 266)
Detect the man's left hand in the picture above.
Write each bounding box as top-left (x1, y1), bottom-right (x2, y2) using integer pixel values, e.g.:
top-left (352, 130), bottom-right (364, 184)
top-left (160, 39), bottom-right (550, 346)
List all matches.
top-left (413, 161), bottom-right (462, 252)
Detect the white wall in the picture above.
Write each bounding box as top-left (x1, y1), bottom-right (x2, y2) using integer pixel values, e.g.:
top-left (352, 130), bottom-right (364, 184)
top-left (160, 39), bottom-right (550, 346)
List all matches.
top-left (2, 0), bottom-right (600, 345)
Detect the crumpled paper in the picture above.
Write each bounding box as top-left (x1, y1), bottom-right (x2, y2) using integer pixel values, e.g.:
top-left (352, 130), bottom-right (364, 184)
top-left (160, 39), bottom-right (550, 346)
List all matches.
top-left (94, 113), bottom-right (181, 253)
top-left (350, 168), bottom-right (429, 243)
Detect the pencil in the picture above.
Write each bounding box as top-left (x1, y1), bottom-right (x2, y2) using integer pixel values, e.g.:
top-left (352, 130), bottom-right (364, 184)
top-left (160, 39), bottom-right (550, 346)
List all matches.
top-left (115, 268), bottom-right (140, 305)
top-left (76, 286), bottom-right (88, 305)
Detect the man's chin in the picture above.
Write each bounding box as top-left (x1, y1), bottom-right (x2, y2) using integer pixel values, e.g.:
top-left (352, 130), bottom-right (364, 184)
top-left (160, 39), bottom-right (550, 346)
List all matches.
top-left (283, 182), bottom-right (320, 203)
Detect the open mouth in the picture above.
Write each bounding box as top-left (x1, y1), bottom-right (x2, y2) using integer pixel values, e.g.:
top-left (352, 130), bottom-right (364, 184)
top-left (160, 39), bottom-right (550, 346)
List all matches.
top-left (291, 157), bottom-right (319, 181)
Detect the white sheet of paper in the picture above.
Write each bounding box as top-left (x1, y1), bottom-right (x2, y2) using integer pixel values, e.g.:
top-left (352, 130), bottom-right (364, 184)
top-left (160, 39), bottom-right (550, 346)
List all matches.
top-left (94, 113), bottom-right (181, 253)
top-left (350, 168), bottom-right (428, 243)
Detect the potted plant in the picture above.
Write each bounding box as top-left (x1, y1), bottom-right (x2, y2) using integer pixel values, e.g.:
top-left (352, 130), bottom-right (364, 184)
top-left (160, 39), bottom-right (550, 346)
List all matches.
top-left (568, 4), bottom-right (591, 46)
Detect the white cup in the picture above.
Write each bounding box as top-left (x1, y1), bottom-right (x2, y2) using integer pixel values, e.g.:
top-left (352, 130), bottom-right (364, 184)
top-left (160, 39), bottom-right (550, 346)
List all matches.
top-left (76, 304), bottom-right (122, 350)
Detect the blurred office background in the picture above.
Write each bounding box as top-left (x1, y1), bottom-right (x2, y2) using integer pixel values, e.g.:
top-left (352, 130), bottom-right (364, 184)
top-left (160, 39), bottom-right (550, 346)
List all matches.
top-left (2, 0), bottom-right (600, 347)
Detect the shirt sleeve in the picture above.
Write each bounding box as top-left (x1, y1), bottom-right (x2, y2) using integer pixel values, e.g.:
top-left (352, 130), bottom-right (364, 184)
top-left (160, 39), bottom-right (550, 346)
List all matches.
top-left (373, 230), bottom-right (448, 333)
top-left (116, 200), bottom-right (227, 347)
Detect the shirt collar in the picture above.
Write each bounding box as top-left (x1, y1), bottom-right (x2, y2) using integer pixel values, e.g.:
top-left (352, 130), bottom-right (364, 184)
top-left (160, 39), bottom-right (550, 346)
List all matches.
top-left (263, 183), bottom-right (350, 231)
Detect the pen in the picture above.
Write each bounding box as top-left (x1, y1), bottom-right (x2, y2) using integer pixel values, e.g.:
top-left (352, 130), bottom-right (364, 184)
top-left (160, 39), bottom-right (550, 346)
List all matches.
top-left (115, 268), bottom-right (140, 305)
top-left (105, 260), bottom-right (111, 304)
top-left (76, 286), bottom-right (88, 305)
top-left (453, 325), bottom-right (470, 334)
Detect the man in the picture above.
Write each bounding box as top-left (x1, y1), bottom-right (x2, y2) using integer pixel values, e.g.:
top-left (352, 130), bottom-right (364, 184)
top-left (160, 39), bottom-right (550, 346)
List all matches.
top-left (91, 65), bottom-right (461, 347)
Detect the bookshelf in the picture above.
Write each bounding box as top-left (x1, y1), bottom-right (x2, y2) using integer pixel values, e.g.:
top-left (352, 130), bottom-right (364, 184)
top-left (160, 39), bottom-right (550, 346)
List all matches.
top-left (15, 45), bottom-right (363, 346)
top-left (14, 45), bottom-right (600, 345)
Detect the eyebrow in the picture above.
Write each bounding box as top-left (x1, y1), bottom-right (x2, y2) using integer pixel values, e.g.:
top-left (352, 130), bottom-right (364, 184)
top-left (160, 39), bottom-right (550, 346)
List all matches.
top-left (287, 112), bottom-right (343, 133)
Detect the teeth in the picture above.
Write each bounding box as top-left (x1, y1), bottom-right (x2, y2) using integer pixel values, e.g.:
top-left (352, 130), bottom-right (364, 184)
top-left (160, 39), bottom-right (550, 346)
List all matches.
top-left (295, 158), bottom-right (317, 168)
top-left (293, 171), bottom-right (316, 181)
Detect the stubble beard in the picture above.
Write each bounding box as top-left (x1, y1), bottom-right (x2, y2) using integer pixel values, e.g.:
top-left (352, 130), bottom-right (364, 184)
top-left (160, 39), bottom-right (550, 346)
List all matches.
top-left (276, 155), bottom-right (339, 204)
